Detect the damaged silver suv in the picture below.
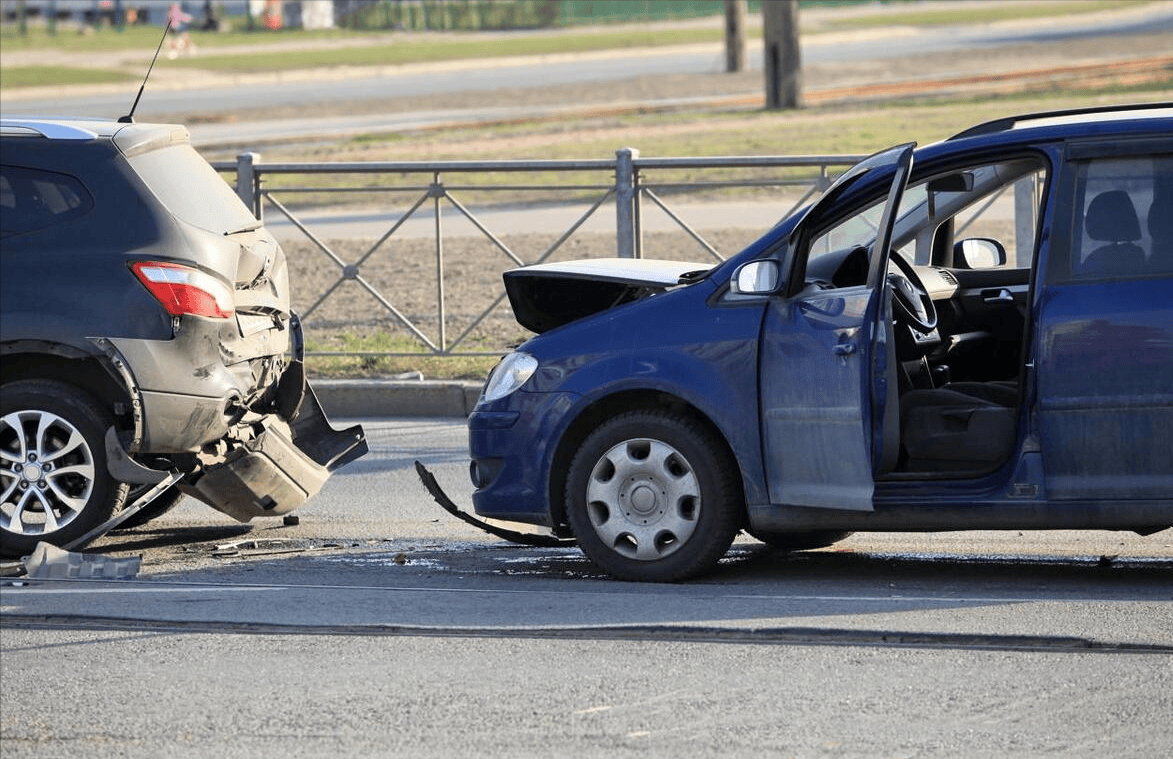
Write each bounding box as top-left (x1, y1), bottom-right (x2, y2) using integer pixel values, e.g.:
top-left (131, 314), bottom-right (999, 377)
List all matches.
top-left (0, 117), bottom-right (366, 558)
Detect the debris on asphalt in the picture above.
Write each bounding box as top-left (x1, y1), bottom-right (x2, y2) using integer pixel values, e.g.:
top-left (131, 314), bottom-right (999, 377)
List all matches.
top-left (0, 560), bottom-right (28, 578)
top-left (210, 538), bottom-right (343, 558)
top-left (21, 541), bottom-right (142, 580)
top-left (414, 461), bottom-right (575, 548)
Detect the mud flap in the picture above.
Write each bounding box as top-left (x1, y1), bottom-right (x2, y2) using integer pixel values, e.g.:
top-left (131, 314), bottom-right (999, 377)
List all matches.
top-left (414, 461), bottom-right (575, 548)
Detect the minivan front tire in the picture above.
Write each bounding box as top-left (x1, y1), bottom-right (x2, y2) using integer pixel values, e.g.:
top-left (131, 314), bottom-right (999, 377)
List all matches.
top-left (565, 410), bottom-right (742, 582)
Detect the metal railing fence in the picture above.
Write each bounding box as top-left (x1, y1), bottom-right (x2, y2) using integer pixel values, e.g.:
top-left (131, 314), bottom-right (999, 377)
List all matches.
top-left (212, 149), bottom-right (865, 358)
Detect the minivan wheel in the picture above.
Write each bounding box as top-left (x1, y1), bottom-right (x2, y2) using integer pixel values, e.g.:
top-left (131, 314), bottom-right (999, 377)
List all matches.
top-left (0, 380), bottom-right (127, 558)
top-left (565, 410), bottom-right (741, 582)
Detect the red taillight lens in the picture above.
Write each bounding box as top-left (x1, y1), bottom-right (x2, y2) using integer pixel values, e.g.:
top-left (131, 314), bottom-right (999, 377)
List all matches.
top-left (132, 262), bottom-right (234, 319)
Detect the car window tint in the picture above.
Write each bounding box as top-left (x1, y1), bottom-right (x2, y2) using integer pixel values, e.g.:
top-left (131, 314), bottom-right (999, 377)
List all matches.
top-left (1070, 155), bottom-right (1168, 278)
top-left (0, 165), bottom-right (93, 238)
top-left (127, 144), bottom-right (257, 235)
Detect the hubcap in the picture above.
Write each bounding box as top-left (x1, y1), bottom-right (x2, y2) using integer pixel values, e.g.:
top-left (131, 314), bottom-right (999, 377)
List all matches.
top-left (1, 410), bottom-right (96, 537)
top-left (585, 438), bottom-right (701, 561)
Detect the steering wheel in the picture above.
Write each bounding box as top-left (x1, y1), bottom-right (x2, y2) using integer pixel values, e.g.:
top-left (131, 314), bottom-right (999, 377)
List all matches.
top-left (887, 251), bottom-right (937, 333)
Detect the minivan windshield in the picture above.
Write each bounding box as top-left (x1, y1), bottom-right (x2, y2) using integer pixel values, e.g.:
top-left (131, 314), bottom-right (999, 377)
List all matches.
top-left (128, 144), bottom-right (258, 235)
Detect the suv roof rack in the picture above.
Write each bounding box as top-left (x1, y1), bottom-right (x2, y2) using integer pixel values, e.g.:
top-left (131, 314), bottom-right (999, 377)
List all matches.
top-left (0, 118), bottom-right (103, 141)
top-left (949, 102), bottom-right (1172, 140)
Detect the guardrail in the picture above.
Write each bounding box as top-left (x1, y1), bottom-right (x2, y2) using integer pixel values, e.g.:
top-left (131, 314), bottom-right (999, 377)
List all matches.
top-left (213, 149), bottom-right (865, 357)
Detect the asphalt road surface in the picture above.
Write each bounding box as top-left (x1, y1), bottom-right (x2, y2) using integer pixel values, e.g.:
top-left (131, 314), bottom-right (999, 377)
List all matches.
top-left (3, 7), bottom-right (1172, 755)
top-left (3, 419), bottom-right (1171, 758)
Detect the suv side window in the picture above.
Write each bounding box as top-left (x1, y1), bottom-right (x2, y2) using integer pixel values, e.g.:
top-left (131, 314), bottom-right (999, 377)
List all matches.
top-left (1068, 154), bottom-right (1173, 278)
top-left (0, 165), bottom-right (93, 238)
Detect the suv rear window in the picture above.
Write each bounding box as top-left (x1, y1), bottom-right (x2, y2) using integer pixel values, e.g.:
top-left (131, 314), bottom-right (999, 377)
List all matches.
top-left (126, 143), bottom-right (258, 235)
top-left (0, 165), bottom-right (93, 238)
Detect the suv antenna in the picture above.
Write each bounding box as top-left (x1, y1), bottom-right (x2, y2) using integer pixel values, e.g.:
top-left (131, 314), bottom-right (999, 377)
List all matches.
top-left (119, 20), bottom-right (172, 124)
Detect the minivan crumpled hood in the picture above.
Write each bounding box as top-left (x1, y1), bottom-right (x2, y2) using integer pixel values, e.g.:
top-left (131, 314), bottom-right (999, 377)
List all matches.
top-left (503, 258), bottom-right (711, 333)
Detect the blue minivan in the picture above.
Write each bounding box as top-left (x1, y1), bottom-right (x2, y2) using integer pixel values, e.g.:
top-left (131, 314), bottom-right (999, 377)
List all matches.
top-left (467, 104), bottom-right (1172, 581)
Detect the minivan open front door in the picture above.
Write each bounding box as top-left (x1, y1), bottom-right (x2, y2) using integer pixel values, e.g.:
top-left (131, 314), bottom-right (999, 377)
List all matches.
top-left (759, 144), bottom-right (915, 511)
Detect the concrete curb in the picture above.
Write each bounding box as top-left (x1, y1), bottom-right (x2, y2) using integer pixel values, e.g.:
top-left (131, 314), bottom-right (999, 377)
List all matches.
top-left (313, 379), bottom-right (482, 419)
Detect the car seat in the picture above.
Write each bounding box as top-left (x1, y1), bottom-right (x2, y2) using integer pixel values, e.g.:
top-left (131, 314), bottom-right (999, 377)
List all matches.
top-left (899, 387), bottom-right (1017, 472)
top-left (1081, 190), bottom-right (1146, 276)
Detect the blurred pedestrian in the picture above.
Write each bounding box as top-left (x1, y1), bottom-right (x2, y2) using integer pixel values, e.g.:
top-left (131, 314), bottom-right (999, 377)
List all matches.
top-left (166, 3), bottom-right (193, 59)
top-left (200, 0), bottom-right (219, 32)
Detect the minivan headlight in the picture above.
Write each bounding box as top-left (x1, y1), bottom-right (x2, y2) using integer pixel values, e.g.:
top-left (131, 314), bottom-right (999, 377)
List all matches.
top-left (482, 352), bottom-right (539, 402)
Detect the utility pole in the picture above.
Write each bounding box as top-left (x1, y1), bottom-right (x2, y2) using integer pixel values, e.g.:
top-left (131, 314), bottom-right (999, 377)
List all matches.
top-left (762, 0), bottom-right (802, 110)
top-left (724, 0), bottom-right (747, 73)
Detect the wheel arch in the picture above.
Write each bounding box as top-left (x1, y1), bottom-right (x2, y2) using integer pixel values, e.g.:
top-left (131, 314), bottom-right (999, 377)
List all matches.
top-left (1, 342), bottom-right (134, 430)
top-left (547, 388), bottom-right (747, 534)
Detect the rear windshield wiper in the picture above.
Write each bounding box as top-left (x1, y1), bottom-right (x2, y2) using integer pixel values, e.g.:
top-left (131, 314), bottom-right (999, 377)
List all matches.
top-left (224, 220), bottom-right (263, 235)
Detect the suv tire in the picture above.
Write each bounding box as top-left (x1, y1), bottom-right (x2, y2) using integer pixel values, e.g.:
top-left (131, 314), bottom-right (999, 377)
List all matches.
top-left (1, 380), bottom-right (127, 558)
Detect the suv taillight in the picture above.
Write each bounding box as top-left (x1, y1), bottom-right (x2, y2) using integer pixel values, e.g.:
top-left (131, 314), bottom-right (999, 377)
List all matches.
top-left (132, 262), bottom-right (234, 319)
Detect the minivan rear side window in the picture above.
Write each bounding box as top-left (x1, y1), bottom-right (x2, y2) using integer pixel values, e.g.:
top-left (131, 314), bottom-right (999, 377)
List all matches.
top-left (0, 165), bottom-right (93, 238)
top-left (1069, 154), bottom-right (1173, 278)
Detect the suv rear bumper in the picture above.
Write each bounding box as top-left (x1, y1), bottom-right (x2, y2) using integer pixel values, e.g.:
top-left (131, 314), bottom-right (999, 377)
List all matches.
top-left (189, 383), bottom-right (367, 521)
top-left (104, 323), bottom-right (367, 521)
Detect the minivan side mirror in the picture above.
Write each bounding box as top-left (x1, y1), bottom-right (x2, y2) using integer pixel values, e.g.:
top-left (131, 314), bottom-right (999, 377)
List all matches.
top-left (954, 237), bottom-right (1007, 269)
top-left (731, 260), bottom-right (780, 294)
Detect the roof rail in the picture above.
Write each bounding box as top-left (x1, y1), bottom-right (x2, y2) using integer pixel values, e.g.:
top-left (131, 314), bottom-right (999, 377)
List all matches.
top-left (0, 119), bottom-right (100, 141)
top-left (949, 102), bottom-right (1172, 140)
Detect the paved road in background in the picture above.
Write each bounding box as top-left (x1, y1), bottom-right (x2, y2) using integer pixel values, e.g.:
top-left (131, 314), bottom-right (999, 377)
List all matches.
top-left (3, 3), bottom-right (1171, 150)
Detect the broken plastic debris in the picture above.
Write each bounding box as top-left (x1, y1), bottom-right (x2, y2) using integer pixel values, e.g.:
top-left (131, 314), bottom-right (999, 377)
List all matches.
top-left (22, 542), bottom-right (142, 580)
top-left (210, 538), bottom-right (340, 558)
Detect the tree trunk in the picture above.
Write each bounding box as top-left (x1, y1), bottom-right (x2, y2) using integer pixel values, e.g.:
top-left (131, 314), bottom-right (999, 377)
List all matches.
top-left (724, 0), bottom-right (747, 73)
top-left (762, 0), bottom-right (802, 110)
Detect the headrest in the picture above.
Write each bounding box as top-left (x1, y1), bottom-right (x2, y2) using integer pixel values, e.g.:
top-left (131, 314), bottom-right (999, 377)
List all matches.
top-left (1086, 190), bottom-right (1141, 243)
top-left (1149, 193), bottom-right (1173, 241)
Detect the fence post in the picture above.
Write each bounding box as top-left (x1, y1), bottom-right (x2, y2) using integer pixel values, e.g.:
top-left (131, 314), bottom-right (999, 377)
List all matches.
top-left (236, 152), bottom-right (261, 219)
top-left (616, 147), bottom-right (640, 258)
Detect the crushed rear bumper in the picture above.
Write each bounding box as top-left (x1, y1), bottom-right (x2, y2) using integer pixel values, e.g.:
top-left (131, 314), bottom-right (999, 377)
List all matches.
top-left (188, 368), bottom-right (367, 522)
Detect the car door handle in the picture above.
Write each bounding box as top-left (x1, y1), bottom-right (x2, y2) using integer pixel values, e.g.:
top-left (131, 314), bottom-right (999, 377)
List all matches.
top-left (833, 343), bottom-right (856, 356)
top-left (982, 288), bottom-right (1014, 304)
